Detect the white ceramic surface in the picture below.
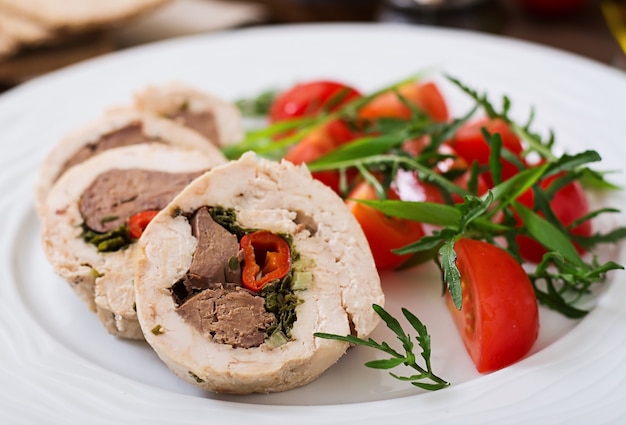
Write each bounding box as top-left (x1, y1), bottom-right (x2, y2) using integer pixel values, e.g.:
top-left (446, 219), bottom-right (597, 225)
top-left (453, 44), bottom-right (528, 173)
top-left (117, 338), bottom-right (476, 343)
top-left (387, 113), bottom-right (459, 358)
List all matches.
top-left (1, 23), bottom-right (625, 425)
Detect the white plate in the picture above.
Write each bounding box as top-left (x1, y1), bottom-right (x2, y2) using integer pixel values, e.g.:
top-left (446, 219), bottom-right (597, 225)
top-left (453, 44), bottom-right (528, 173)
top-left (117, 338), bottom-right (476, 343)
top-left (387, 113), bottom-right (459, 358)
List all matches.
top-left (1, 23), bottom-right (625, 425)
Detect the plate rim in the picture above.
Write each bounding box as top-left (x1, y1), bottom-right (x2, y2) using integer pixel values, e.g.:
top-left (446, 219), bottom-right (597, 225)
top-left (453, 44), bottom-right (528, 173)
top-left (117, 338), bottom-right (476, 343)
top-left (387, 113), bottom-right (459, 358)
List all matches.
top-left (1, 22), bottom-right (625, 425)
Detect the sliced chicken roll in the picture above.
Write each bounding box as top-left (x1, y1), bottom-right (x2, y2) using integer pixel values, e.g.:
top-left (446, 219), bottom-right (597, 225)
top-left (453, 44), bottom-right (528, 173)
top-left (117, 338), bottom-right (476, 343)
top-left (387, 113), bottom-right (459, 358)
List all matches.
top-left (41, 144), bottom-right (225, 339)
top-left (134, 152), bottom-right (384, 394)
top-left (133, 81), bottom-right (244, 147)
top-left (35, 107), bottom-right (227, 217)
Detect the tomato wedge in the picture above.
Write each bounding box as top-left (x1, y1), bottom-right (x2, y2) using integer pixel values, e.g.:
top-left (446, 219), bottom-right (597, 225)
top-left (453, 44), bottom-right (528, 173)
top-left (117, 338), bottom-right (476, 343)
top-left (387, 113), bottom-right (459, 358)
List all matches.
top-left (448, 238), bottom-right (539, 373)
top-left (446, 118), bottom-right (525, 187)
top-left (515, 176), bottom-right (592, 263)
top-left (269, 80), bottom-right (361, 123)
top-left (358, 81), bottom-right (449, 122)
top-left (395, 139), bottom-right (489, 204)
top-left (346, 181), bottom-right (425, 270)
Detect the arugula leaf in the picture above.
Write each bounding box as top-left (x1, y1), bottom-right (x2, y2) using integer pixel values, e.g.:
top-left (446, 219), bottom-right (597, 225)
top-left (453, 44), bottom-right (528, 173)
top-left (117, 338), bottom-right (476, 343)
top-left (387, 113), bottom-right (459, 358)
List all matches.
top-left (353, 199), bottom-right (461, 227)
top-left (484, 164), bottom-right (548, 215)
top-left (315, 304), bottom-right (449, 390)
top-left (233, 70), bottom-right (626, 331)
top-left (512, 201), bottom-right (585, 266)
top-left (529, 253), bottom-right (624, 317)
top-left (440, 238), bottom-right (462, 309)
top-left (235, 89), bottom-right (278, 117)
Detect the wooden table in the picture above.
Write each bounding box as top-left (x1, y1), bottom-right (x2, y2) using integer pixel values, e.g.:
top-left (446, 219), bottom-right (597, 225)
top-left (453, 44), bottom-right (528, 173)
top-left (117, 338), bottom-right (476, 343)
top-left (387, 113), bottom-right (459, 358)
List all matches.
top-left (0, 0), bottom-right (622, 93)
top-left (246, 0), bottom-right (625, 68)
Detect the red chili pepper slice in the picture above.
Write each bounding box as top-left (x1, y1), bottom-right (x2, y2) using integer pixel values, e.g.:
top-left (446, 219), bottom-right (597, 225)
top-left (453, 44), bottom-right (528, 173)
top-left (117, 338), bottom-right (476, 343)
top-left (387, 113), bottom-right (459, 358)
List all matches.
top-left (128, 210), bottom-right (160, 239)
top-left (240, 231), bottom-right (291, 292)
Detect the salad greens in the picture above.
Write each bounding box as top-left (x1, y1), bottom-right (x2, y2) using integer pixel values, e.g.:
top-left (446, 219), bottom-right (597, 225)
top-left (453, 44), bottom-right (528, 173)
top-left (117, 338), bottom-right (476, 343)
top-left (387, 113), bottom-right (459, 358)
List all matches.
top-left (231, 72), bottom-right (625, 387)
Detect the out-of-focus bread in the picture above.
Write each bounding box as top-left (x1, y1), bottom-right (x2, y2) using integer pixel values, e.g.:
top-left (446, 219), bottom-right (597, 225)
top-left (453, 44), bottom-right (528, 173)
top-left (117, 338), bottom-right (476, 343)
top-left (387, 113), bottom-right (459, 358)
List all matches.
top-left (0, 0), bottom-right (170, 32)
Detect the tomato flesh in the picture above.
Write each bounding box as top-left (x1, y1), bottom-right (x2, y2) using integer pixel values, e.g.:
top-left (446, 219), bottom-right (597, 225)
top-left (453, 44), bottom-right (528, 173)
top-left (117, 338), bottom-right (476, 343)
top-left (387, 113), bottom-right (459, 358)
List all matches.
top-left (346, 182), bottom-right (425, 270)
top-left (448, 238), bottom-right (539, 373)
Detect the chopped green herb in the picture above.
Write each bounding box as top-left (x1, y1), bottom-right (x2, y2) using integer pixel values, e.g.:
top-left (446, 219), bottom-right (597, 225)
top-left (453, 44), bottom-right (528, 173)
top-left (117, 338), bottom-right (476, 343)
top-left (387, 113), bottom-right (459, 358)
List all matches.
top-left (262, 269), bottom-right (302, 340)
top-left (265, 329), bottom-right (289, 348)
top-left (188, 371), bottom-right (205, 383)
top-left (291, 271), bottom-right (312, 291)
top-left (235, 89), bottom-right (278, 117)
top-left (81, 223), bottom-right (133, 252)
top-left (99, 215), bottom-right (119, 224)
top-left (90, 268), bottom-right (103, 278)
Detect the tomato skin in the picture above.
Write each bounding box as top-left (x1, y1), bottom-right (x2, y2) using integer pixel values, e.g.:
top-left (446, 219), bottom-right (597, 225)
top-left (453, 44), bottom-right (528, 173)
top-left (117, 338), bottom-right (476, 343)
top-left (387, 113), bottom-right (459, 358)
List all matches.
top-left (396, 140), bottom-right (489, 204)
top-left (358, 81), bottom-right (449, 122)
top-left (395, 168), bottom-right (489, 205)
top-left (515, 178), bottom-right (592, 263)
top-left (269, 80), bottom-right (361, 123)
top-left (447, 118), bottom-right (525, 187)
top-left (448, 238), bottom-right (539, 373)
top-left (346, 182), bottom-right (425, 270)
top-left (128, 210), bottom-right (160, 239)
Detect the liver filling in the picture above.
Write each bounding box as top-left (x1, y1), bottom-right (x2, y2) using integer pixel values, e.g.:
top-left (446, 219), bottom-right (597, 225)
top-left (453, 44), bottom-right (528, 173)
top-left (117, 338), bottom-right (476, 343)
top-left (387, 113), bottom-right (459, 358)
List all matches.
top-left (177, 285), bottom-right (276, 349)
top-left (58, 122), bottom-right (159, 181)
top-left (79, 168), bottom-right (205, 233)
top-left (168, 110), bottom-right (219, 145)
top-left (173, 207), bottom-right (277, 349)
top-left (177, 206), bottom-right (241, 296)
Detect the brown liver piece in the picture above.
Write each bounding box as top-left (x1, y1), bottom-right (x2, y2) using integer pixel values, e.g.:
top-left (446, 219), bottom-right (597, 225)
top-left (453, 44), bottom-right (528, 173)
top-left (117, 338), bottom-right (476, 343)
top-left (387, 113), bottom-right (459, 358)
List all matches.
top-left (58, 122), bottom-right (158, 180)
top-left (79, 168), bottom-right (205, 233)
top-left (184, 206), bottom-right (241, 291)
top-left (169, 110), bottom-right (219, 145)
top-left (177, 285), bottom-right (276, 349)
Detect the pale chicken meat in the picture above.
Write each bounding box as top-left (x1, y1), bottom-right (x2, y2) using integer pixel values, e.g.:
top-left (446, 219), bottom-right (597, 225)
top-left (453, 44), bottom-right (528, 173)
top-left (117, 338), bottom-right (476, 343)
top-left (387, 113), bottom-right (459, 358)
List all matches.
top-left (134, 153), bottom-right (384, 393)
top-left (40, 143), bottom-right (225, 339)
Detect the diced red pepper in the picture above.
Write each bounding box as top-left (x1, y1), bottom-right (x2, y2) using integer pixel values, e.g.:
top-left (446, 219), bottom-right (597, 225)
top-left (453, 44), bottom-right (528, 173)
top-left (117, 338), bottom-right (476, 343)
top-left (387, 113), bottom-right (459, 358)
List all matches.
top-left (240, 231), bottom-right (291, 292)
top-left (128, 210), bottom-right (160, 239)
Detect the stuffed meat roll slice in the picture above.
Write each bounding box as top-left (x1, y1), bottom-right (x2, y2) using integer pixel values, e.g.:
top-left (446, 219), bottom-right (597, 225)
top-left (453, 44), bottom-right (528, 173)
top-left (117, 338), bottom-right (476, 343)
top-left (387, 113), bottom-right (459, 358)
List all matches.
top-left (41, 143), bottom-right (225, 339)
top-left (134, 152), bottom-right (384, 393)
top-left (36, 107), bottom-right (227, 217)
top-left (133, 81), bottom-right (243, 147)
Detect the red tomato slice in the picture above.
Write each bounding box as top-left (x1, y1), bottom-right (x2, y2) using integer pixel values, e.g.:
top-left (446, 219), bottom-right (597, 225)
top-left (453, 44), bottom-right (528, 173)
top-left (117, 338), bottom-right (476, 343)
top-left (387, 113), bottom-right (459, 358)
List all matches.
top-left (515, 177), bottom-right (592, 263)
top-left (358, 81), bottom-right (449, 122)
top-left (269, 80), bottom-right (361, 123)
top-left (346, 181), bottom-right (425, 270)
top-left (447, 118), bottom-right (525, 187)
top-left (284, 119), bottom-right (358, 193)
top-left (448, 238), bottom-right (539, 373)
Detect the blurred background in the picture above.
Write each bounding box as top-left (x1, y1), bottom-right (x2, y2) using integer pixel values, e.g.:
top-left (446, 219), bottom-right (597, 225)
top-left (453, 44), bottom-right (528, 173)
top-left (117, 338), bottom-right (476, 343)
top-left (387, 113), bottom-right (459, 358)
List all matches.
top-left (0, 0), bottom-right (624, 92)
